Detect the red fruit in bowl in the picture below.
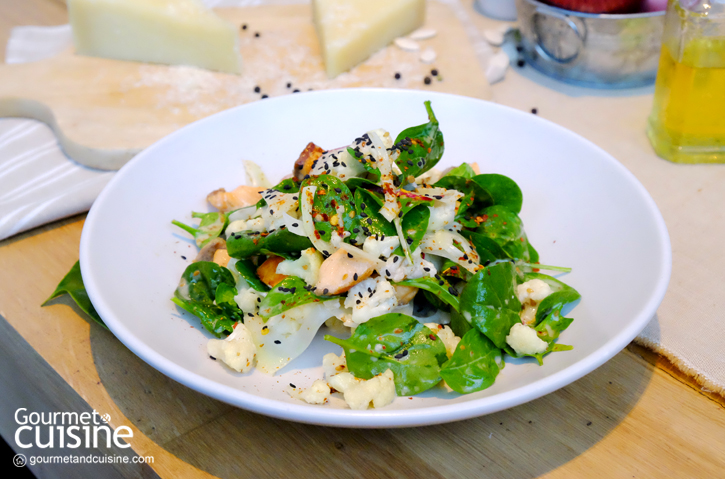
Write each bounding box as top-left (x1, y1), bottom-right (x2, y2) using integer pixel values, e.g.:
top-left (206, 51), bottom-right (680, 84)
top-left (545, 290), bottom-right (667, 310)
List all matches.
top-left (544, 0), bottom-right (641, 13)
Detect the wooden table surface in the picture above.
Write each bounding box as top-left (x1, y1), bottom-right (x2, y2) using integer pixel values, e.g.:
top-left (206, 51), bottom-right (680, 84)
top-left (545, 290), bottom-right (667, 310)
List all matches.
top-left (1, 1), bottom-right (724, 478)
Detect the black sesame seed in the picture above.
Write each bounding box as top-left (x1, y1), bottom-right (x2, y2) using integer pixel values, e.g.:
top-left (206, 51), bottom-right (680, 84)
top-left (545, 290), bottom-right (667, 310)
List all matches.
top-left (290, 383), bottom-right (296, 388)
top-left (517, 59), bottom-right (526, 68)
top-left (274, 340), bottom-right (281, 344)
top-left (531, 108), bottom-right (538, 115)
top-left (261, 94), bottom-right (269, 99)
top-left (242, 24), bottom-right (248, 30)
top-left (293, 89), bottom-right (300, 93)
top-left (366, 218), bottom-right (373, 225)
top-left (394, 350), bottom-right (409, 359)
top-left (448, 287), bottom-right (459, 296)
top-left (356, 299), bottom-right (361, 304)
top-left (431, 68), bottom-right (438, 76)
top-left (181, 255), bottom-right (187, 260)
top-left (335, 188), bottom-right (342, 193)
top-left (210, 356), bottom-right (216, 360)
top-left (393, 256), bottom-right (399, 263)
top-left (424, 76), bottom-right (432, 85)
top-left (406, 238), bottom-right (413, 245)
top-left (354, 273), bottom-right (358, 281)
top-left (286, 82), bottom-right (292, 88)
top-left (516, 45), bottom-right (524, 52)
top-left (323, 288), bottom-right (329, 295)
top-left (254, 32), bottom-right (260, 38)
top-left (394, 72), bottom-right (401, 80)
top-left (347, 252), bottom-right (353, 258)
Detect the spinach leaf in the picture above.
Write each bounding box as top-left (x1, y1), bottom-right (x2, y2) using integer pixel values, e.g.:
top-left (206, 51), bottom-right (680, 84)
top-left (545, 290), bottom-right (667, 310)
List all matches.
top-left (354, 189), bottom-right (396, 239)
top-left (234, 259), bottom-right (270, 292)
top-left (440, 258), bottom-right (472, 281)
top-left (325, 313), bottom-right (448, 396)
top-left (472, 174), bottom-right (523, 214)
top-left (227, 229), bottom-right (312, 259)
top-left (434, 176), bottom-right (493, 228)
top-left (449, 308), bottom-right (473, 338)
top-left (258, 276), bottom-right (332, 320)
top-left (440, 329), bottom-right (504, 394)
top-left (172, 262), bottom-right (237, 336)
top-left (459, 262), bottom-right (521, 349)
top-left (394, 276), bottom-right (460, 312)
top-left (443, 162), bottom-right (477, 179)
top-left (214, 282), bottom-right (244, 324)
top-left (462, 230), bottom-right (509, 263)
top-left (474, 205), bottom-right (532, 262)
top-left (300, 175), bottom-right (357, 243)
top-left (393, 204), bottom-right (429, 255)
top-left (255, 178), bottom-right (300, 209)
top-left (522, 273), bottom-right (581, 326)
top-left (345, 177), bottom-right (381, 194)
top-left (397, 190), bottom-right (434, 217)
top-left (172, 211), bottom-right (227, 248)
top-left (43, 260), bottom-right (106, 329)
top-left (392, 101), bottom-right (444, 178)
top-left (347, 146), bottom-right (381, 181)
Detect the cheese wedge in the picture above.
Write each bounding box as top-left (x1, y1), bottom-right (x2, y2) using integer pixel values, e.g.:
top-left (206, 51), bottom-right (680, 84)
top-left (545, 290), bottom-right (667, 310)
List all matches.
top-left (68, 0), bottom-right (242, 74)
top-left (313, 0), bottom-right (425, 78)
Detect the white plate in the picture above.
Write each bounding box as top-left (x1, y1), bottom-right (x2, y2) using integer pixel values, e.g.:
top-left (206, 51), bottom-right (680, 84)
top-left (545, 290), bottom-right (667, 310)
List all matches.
top-left (80, 89), bottom-right (671, 428)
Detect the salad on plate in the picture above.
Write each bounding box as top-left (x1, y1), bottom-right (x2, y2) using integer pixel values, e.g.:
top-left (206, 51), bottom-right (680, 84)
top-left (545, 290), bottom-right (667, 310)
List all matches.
top-left (171, 102), bottom-right (581, 410)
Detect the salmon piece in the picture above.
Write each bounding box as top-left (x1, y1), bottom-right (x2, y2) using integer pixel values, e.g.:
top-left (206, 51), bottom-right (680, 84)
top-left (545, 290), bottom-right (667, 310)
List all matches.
top-left (293, 142), bottom-right (324, 181)
top-left (194, 238), bottom-right (226, 263)
top-left (314, 249), bottom-right (375, 295)
top-left (207, 185), bottom-right (263, 212)
top-left (393, 285), bottom-right (418, 305)
top-left (257, 256), bottom-right (287, 288)
top-left (212, 248), bottom-right (232, 268)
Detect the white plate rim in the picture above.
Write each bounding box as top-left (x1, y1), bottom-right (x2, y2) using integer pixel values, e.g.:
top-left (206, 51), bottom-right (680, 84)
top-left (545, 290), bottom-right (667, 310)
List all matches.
top-left (80, 88), bottom-right (672, 428)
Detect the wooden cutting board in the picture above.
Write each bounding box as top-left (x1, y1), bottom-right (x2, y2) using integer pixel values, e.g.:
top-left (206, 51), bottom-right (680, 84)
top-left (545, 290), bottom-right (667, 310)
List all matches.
top-left (0, 2), bottom-right (491, 169)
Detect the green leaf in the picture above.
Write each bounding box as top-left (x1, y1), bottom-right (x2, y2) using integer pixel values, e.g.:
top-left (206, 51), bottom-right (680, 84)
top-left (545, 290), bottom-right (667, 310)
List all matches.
top-left (344, 177), bottom-right (380, 194)
top-left (258, 276), bottom-right (332, 320)
top-left (462, 230), bottom-right (509, 264)
top-left (43, 260), bottom-right (106, 329)
top-left (172, 211), bottom-right (227, 248)
top-left (522, 272), bottom-right (581, 326)
top-left (433, 176), bottom-right (492, 228)
top-left (439, 258), bottom-right (472, 281)
top-left (440, 329), bottom-right (504, 394)
top-left (347, 146), bottom-right (381, 181)
top-left (300, 174), bottom-right (357, 243)
top-left (325, 313), bottom-right (448, 396)
top-left (255, 178), bottom-right (300, 209)
top-left (397, 189), bottom-right (434, 217)
top-left (474, 205), bottom-right (532, 262)
top-left (172, 261), bottom-right (238, 337)
top-left (459, 262), bottom-right (521, 349)
top-left (214, 282), bottom-right (244, 324)
top-left (354, 189), bottom-right (396, 240)
top-left (394, 276), bottom-right (460, 312)
top-left (392, 204), bottom-right (429, 255)
top-left (443, 162), bottom-right (477, 179)
top-left (227, 229), bottom-right (312, 259)
top-left (449, 308), bottom-right (473, 338)
top-left (393, 101), bottom-right (445, 179)
top-left (472, 174), bottom-right (523, 214)
top-left (234, 259), bottom-right (270, 292)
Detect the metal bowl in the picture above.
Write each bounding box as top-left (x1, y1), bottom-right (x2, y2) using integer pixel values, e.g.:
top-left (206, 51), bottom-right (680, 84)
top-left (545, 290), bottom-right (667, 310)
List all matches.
top-left (515, 0), bottom-right (665, 88)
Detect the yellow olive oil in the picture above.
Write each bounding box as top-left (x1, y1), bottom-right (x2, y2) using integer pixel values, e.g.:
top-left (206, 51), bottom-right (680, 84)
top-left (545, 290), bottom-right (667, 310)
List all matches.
top-left (647, 38), bottom-right (725, 163)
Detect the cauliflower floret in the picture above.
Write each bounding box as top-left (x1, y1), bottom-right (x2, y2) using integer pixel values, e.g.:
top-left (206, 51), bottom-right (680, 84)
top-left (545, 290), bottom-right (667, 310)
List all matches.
top-left (379, 248), bottom-right (437, 282)
top-left (506, 323), bottom-right (548, 355)
top-left (287, 380), bottom-right (331, 405)
top-left (226, 216), bottom-right (265, 238)
top-left (362, 235), bottom-right (400, 260)
top-left (517, 279), bottom-right (553, 304)
top-left (417, 187), bottom-right (464, 232)
top-left (517, 279), bottom-right (553, 325)
top-left (343, 276), bottom-right (398, 327)
top-left (309, 146), bottom-right (366, 180)
top-left (234, 286), bottom-right (263, 314)
top-left (260, 191), bottom-right (300, 231)
top-left (329, 370), bottom-right (396, 410)
top-left (276, 247), bottom-right (323, 286)
top-left (207, 323), bottom-right (257, 373)
top-left (323, 352), bottom-right (348, 378)
top-left (425, 323), bottom-right (461, 358)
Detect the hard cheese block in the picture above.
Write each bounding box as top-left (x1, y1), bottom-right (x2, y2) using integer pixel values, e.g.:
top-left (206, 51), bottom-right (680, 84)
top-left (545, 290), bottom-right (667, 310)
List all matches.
top-left (313, 0), bottom-right (425, 78)
top-left (68, 0), bottom-right (242, 74)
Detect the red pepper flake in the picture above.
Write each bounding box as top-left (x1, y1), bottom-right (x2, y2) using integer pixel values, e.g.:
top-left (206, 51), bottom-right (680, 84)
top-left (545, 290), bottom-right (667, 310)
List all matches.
top-left (493, 214), bottom-right (498, 217)
top-left (429, 334), bottom-right (437, 341)
top-left (314, 230), bottom-right (321, 240)
top-left (394, 328), bottom-right (403, 334)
